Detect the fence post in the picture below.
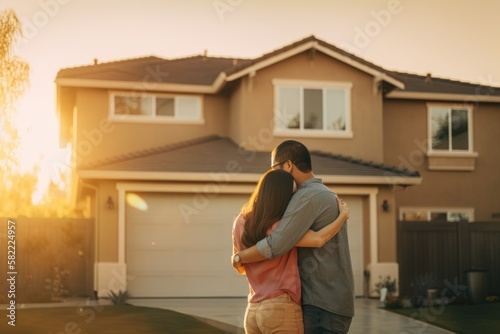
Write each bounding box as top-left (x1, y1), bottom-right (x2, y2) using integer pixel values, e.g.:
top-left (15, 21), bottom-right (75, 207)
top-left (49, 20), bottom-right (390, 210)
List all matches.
top-left (457, 220), bottom-right (470, 287)
top-left (396, 221), bottom-right (404, 293)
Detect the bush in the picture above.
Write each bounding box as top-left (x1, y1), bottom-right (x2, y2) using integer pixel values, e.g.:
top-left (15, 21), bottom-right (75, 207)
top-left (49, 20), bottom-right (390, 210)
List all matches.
top-left (385, 296), bottom-right (404, 309)
top-left (107, 289), bottom-right (131, 305)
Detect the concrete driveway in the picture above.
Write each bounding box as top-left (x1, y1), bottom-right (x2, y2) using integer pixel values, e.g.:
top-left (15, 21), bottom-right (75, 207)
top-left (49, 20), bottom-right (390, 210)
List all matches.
top-left (128, 297), bottom-right (455, 333)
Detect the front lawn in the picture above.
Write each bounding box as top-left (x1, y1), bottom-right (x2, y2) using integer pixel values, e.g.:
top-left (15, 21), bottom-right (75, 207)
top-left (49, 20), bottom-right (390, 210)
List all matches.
top-left (386, 302), bottom-right (500, 334)
top-left (0, 305), bottom-right (227, 333)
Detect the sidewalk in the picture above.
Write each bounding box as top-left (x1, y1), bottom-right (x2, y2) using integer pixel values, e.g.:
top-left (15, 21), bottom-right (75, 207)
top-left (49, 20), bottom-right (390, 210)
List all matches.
top-left (128, 297), bottom-right (456, 334)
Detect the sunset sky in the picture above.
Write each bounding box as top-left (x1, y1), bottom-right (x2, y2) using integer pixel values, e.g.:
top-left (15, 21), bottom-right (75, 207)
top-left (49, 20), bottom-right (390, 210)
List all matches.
top-left (3, 0), bottom-right (500, 201)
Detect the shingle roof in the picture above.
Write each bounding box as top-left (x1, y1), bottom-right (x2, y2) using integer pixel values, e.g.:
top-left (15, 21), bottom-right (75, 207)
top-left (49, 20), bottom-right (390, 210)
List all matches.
top-left (57, 55), bottom-right (252, 86)
top-left (390, 71), bottom-right (500, 97)
top-left (79, 135), bottom-right (420, 181)
top-left (56, 35), bottom-right (500, 97)
top-left (55, 35), bottom-right (400, 89)
top-left (222, 35), bottom-right (392, 77)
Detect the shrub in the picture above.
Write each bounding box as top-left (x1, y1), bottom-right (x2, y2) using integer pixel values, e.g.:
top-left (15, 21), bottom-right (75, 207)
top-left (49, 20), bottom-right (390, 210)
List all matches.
top-left (410, 273), bottom-right (439, 307)
top-left (385, 296), bottom-right (404, 309)
top-left (107, 289), bottom-right (131, 305)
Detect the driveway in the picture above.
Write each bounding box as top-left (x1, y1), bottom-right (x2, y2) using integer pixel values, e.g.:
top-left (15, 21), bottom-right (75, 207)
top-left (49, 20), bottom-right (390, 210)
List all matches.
top-left (128, 297), bottom-right (455, 333)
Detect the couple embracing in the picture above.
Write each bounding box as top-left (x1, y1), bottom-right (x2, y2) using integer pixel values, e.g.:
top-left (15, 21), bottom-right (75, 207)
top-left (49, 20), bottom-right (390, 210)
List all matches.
top-left (232, 140), bottom-right (355, 334)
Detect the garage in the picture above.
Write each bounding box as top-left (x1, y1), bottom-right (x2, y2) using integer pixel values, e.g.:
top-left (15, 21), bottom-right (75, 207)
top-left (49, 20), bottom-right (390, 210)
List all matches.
top-left (124, 189), bottom-right (365, 298)
top-left (125, 191), bottom-right (249, 297)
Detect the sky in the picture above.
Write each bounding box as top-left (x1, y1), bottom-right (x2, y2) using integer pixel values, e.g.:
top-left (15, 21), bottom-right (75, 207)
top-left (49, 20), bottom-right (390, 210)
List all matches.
top-left (2, 0), bottom-right (500, 201)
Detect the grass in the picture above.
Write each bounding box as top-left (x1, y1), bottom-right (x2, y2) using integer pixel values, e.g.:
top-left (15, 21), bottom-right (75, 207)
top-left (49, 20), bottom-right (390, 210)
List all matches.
top-left (0, 304), bottom-right (228, 333)
top-left (386, 302), bottom-right (500, 334)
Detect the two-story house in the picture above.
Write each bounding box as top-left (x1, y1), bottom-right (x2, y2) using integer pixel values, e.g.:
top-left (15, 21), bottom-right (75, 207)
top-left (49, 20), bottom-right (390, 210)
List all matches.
top-left (55, 36), bottom-right (500, 298)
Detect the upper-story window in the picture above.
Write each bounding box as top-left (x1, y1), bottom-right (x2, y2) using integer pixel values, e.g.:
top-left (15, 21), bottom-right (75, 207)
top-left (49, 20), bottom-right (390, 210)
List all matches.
top-left (428, 105), bottom-right (472, 152)
top-left (110, 92), bottom-right (202, 123)
top-left (273, 80), bottom-right (352, 138)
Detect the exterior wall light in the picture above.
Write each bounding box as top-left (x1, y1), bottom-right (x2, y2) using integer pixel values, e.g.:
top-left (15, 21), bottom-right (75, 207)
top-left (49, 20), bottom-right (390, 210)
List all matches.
top-left (382, 200), bottom-right (389, 212)
top-left (106, 196), bottom-right (114, 210)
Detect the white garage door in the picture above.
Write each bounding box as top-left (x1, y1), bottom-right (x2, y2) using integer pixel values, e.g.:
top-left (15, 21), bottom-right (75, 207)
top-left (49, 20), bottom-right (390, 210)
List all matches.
top-left (126, 192), bottom-right (249, 297)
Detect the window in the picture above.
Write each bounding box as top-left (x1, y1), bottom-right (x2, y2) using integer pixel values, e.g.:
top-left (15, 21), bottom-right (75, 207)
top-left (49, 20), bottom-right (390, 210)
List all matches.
top-left (400, 208), bottom-right (474, 222)
top-left (274, 80), bottom-right (352, 137)
top-left (110, 92), bottom-right (202, 123)
top-left (428, 106), bottom-right (472, 152)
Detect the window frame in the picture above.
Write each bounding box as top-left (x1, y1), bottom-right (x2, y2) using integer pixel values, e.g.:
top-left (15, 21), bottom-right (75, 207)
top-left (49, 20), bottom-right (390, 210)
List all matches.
top-left (427, 103), bottom-right (474, 155)
top-left (399, 207), bottom-right (475, 222)
top-left (109, 91), bottom-right (204, 124)
top-left (273, 79), bottom-right (353, 138)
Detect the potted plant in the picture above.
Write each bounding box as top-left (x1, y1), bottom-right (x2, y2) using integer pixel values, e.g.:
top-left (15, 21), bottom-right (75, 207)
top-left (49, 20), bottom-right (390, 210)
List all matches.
top-left (375, 275), bottom-right (398, 297)
top-left (375, 275), bottom-right (399, 307)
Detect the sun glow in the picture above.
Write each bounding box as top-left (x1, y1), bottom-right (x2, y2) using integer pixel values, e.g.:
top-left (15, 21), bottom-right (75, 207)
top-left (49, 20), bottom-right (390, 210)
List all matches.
top-left (126, 193), bottom-right (149, 211)
top-left (14, 88), bottom-right (69, 205)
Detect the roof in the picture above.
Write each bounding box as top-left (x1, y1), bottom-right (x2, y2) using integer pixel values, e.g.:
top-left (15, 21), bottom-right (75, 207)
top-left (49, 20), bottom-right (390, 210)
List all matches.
top-left (55, 35), bottom-right (404, 93)
top-left (78, 136), bottom-right (421, 185)
top-left (386, 71), bottom-right (500, 102)
top-left (57, 55), bottom-right (253, 86)
top-left (56, 35), bottom-right (500, 101)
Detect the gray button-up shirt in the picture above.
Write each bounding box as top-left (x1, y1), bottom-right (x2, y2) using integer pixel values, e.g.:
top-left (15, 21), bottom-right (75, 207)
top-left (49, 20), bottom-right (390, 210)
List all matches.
top-left (256, 178), bottom-right (355, 317)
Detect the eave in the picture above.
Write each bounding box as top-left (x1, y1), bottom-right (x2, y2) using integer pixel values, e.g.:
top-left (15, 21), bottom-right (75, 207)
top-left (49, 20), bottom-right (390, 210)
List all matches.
top-left (55, 72), bottom-right (227, 94)
top-left (77, 170), bottom-right (422, 186)
top-left (386, 90), bottom-right (500, 103)
top-left (226, 41), bottom-right (405, 90)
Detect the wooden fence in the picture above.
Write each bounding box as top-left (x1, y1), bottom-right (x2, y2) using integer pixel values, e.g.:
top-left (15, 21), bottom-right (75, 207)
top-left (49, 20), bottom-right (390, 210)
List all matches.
top-left (397, 221), bottom-right (500, 297)
top-left (0, 217), bottom-right (94, 303)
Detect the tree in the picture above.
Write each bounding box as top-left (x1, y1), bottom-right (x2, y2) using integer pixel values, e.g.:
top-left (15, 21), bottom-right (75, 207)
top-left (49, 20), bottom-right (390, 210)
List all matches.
top-left (0, 9), bottom-right (36, 217)
top-left (0, 9), bottom-right (77, 218)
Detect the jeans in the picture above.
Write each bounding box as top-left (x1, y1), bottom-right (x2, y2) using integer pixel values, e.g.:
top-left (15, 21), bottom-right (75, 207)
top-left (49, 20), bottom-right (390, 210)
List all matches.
top-left (302, 305), bottom-right (352, 334)
top-left (244, 293), bottom-right (304, 334)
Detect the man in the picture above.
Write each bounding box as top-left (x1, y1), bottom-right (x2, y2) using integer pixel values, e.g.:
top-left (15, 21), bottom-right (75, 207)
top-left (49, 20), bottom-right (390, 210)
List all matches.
top-left (233, 140), bottom-right (354, 334)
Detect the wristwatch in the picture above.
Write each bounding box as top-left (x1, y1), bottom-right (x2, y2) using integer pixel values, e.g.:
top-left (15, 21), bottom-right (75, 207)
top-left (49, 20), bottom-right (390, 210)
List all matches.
top-left (233, 253), bottom-right (241, 264)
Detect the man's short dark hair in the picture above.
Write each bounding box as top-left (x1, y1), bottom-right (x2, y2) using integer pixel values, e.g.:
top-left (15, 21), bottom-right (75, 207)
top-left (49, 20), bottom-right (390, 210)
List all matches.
top-left (273, 140), bottom-right (312, 173)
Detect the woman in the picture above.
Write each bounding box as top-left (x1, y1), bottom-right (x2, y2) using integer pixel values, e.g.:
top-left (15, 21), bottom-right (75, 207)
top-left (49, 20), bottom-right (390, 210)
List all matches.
top-left (232, 169), bottom-right (349, 334)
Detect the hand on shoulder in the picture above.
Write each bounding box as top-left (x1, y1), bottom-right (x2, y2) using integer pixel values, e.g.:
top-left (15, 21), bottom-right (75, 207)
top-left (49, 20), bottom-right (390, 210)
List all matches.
top-left (337, 197), bottom-right (350, 220)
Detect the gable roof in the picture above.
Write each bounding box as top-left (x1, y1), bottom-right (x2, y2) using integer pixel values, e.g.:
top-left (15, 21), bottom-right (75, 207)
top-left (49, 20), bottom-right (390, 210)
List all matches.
top-left (221, 35), bottom-right (404, 89)
top-left (56, 35), bottom-right (500, 101)
top-left (55, 35), bottom-right (404, 93)
top-left (78, 135), bottom-right (421, 186)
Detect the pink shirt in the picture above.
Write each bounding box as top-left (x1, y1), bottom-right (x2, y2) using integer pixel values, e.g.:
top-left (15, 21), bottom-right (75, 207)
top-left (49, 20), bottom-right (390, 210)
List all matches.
top-left (232, 213), bottom-right (301, 304)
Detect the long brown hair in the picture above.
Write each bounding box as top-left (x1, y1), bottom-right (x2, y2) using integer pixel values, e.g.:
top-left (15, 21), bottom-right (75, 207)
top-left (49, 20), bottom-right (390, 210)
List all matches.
top-left (241, 169), bottom-right (294, 248)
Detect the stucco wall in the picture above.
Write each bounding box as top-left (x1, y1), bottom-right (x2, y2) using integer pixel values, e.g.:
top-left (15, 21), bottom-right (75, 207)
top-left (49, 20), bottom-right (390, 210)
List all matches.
top-left (73, 88), bottom-right (230, 166)
top-left (96, 181), bottom-right (119, 262)
top-left (383, 99), bottom-right (500, 222)
top-left (227, 83), bottom-right (245, 145)
top-left (231, 51), bottom-right (385, 163)
top-left (376, 187), bottom-right (397, 262)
